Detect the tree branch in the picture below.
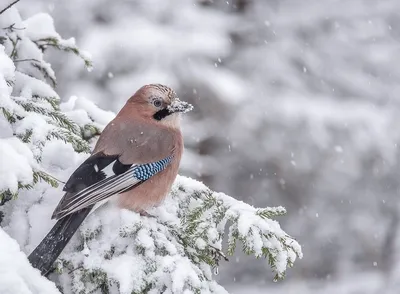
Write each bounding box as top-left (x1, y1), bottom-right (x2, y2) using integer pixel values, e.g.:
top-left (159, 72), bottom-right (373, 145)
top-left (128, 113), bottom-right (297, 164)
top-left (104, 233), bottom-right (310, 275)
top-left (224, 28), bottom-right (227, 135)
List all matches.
top-left (3, 23), bottom-right (26, 31)
top-left (0, 0), bottom-right (21, 15)
top-left (14, 58), bottom-right (40, 63)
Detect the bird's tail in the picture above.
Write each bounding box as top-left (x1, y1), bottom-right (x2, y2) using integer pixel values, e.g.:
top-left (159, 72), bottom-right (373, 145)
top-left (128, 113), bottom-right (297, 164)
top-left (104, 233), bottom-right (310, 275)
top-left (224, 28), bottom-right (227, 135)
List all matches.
top-left (28, 207), bottom-right (92, 276)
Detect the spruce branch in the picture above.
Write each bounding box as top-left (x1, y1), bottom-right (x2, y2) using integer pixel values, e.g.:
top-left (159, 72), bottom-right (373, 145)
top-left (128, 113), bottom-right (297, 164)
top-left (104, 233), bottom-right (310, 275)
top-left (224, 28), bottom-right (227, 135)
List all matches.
top-left (34, 37), bottom-right (92, 69)
top-left (0, 169), bottom-right (58, 205)
top-left (0, 0), bottom-right (21, 15)
top-left (32, 94), bottom-right (60, 110)
top-left (31, 62), bottom-right (57, 87)
top-left (81, 123), bottom-right (101, 141)
top-left (45, 129), bottom-right (91, 153)
top-left (2, 23), bottom-right (26, 31)
top-left (8, 33), bottom-right (20, 60)
top-left (13, 58), bottom-right (40, 63)
top-left (57, 178), bottom-right (301, 293)
top-left (1, 107), bottom-right (17, 123)
top-left (14, 99), bottom-right (81, 135)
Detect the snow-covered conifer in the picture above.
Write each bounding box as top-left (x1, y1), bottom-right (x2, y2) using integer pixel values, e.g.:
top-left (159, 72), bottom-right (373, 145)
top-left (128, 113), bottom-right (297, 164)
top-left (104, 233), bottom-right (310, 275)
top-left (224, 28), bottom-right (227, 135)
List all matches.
top-left (0, 4), bottom-right (93, 206)
top-left (0, 2), bottom-right (302, 293)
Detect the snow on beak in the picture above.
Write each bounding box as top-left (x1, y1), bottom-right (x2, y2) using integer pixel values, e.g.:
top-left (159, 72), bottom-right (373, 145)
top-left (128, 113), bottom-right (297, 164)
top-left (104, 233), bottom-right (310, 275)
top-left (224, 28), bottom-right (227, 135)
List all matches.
top-left (167, 98), bottom-right (193, 114)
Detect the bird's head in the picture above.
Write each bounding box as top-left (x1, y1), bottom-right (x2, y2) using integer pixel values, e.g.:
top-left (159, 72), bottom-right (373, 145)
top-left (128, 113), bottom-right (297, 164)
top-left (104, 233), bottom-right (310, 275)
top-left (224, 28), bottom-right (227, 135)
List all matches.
top-left (128, 84), bottom-right (193, 128)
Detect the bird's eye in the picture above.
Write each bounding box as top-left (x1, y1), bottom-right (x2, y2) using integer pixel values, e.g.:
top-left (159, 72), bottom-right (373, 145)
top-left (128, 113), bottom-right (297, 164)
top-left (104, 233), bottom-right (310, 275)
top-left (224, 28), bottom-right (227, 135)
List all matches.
top-left (153, 99), bottom-right (162, 108)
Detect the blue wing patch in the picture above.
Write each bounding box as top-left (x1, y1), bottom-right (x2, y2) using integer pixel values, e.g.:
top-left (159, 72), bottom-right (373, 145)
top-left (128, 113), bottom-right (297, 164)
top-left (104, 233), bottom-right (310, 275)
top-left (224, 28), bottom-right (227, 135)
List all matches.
top-left (133, 156), bottom-right (173, 181)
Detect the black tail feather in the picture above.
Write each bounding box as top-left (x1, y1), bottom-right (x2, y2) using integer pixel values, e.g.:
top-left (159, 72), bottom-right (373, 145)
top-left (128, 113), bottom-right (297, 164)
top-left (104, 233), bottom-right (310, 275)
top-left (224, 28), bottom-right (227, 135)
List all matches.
top-left (28, 206), bottom-right (93, 276)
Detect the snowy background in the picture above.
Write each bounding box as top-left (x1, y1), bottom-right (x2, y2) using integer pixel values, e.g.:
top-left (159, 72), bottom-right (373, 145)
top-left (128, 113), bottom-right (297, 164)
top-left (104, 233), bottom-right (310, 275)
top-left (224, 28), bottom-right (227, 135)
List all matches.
top-left (9, 0), bottom-right (400, 293)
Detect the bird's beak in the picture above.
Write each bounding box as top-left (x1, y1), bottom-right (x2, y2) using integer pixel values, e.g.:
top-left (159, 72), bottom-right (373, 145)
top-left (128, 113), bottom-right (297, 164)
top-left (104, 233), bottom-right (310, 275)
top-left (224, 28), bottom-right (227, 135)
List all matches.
top-left (167, 98), bottom-right (193, 114)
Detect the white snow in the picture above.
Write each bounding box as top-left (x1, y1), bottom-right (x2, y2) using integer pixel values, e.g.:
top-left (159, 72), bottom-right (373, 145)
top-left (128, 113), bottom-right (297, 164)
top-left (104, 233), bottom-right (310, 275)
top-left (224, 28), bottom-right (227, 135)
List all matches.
top-left (0, 138), bottom-right (35, 193)
top-left (23, 13), bottom-right (60, 41)
top-left (61, 95), bottom-right (115, 127)
top-left (14, 71), bottom-right (58, 99)
top-left (0, 46), bottom-right (15, 86)
top-left (0, 228), bottom-right (60, 294)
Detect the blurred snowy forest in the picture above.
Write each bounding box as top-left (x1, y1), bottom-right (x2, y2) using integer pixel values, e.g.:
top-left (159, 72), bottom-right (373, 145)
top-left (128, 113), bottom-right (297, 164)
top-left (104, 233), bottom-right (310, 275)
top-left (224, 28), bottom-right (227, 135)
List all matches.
top-left (12, 0), bottom-right (400, 292)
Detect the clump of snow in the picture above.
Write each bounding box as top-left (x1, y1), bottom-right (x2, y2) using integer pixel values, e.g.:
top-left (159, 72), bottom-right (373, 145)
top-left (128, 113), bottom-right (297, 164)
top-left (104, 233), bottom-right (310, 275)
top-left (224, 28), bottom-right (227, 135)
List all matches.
top-left (14, 71), bottom-right (58, 99)
top-left (61, 95), bottom-right (115, 128)
top-left (0, 45), bottom-right (15, 90)
top-left (0, 138), bottom-right (35, 193)
top-left (0, 228), bottom-right (61, 294)
top-left (23, 13), bottom-right (60, 41)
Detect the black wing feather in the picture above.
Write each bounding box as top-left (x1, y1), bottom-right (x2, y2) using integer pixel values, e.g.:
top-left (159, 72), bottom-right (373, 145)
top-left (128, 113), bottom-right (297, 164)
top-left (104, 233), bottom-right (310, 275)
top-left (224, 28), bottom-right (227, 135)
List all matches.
top-left (63, 153), bottom-right (119, 193)
top-left (53, 153), bottom-right (131, 219)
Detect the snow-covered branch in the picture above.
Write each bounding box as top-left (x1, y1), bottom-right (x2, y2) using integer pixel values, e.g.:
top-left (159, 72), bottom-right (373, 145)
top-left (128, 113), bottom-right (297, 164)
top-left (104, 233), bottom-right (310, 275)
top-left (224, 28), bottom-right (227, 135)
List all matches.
top-left (51, 176), bottom-right (301, 293)
top-left (0, 6), bottom-right (93, 204)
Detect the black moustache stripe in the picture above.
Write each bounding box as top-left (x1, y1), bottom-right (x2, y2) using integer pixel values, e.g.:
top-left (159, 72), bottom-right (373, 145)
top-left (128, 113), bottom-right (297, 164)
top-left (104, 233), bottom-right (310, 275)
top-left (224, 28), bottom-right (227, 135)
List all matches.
top-left (153, 108), bottom-right (171, 121)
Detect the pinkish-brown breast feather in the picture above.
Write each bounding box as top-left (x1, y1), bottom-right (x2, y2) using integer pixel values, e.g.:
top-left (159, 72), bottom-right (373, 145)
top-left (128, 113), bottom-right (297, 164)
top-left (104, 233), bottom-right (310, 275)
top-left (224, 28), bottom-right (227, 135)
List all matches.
top-left (92, 110), bottom-right (183, 211)
top-left (93, 115), bottom-right (177, 164)
top-left (117, 128), bottom-right (183, 211)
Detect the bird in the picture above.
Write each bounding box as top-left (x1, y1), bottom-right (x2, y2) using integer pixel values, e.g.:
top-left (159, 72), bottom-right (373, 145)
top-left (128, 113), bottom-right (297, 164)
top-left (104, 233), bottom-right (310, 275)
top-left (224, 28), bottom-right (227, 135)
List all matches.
top-left (28, 84), bottom-right (193, 276)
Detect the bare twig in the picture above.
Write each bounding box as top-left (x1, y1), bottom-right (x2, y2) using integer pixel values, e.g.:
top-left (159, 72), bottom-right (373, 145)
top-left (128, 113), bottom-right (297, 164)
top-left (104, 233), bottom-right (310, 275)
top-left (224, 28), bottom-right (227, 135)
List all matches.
top-left (45, 173), bottom-right (66, 185)
top-left (8, 34), bottom-right (21, 59)
top-left (209, 245), bottom-right (229, 261)
top-left (68, 265), bottom-right (83, 274)
top-left (2, 23), bottom-right (25, 31)
top-left (0, 0), bottom-right (21, 15)
top-left (14, 58), bottom-right (40, 63)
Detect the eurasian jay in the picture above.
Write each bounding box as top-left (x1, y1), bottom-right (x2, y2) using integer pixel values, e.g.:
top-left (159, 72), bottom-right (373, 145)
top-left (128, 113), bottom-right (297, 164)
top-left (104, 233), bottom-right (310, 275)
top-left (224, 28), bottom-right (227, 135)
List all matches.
top-left (28, 84), bottom-right (193, 276)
